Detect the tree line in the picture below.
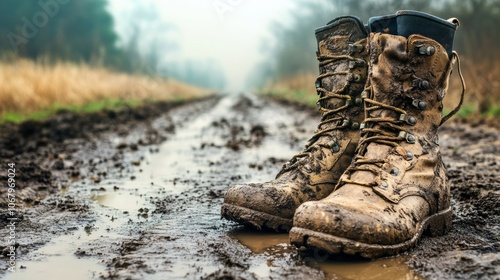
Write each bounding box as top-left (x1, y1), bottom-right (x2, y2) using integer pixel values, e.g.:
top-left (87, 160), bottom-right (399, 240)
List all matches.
top-left (254, 0), bottom-right (500, 85)
top-left (0, 0), bottom-right (226, 90)
top-left (0, 0), bottom-right (123, 66)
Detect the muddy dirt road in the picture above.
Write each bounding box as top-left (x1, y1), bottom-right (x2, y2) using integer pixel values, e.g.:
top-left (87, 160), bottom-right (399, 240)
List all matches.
top-left (1, 94), bottom-right (499, 279)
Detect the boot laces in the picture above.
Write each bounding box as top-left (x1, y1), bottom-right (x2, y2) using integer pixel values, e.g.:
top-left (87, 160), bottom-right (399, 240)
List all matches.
top-left (277, 53), bottom-right (363, 177)
top-left (339, 91), bottom-right (410, 187)
top-left (340, 52), bottom-right (466, 188)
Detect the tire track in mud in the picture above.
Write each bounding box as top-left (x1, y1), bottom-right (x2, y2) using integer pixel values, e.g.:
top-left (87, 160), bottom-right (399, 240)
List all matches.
top-left (102, 95), bottom-right (325, 279)
top-left (0, 94), bottom-right (498, 279)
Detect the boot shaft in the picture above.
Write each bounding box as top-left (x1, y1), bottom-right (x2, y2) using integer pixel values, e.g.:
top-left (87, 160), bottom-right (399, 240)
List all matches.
top-left (360, 10), bottom-right (461, 147)
top-left (367, 32), bottom-right (454, 142)
top-left (368, 10), bottom-right (459, 57)
top-left (340, 13), bottom-right (461, 212)
top-left (314, 16), bottom-right (368, 128)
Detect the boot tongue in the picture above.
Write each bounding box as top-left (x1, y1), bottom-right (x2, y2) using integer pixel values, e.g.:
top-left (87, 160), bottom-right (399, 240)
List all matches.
top-left (351, 145), bottom-right (389, 185)
top-left (315, 16), bottom-right (368, 51)
top-left (350, 108), bottom-right (396, 184)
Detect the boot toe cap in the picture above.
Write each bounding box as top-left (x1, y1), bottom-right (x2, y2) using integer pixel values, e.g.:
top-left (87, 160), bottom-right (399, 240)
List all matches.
top-left (293, 201), bottom-right (415, 245)
top-left (224, 183), bottom-right (297, 219)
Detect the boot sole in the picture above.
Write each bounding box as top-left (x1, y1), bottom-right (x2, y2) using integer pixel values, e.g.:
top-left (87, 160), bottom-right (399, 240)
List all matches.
top-left (221, 204), bottom-right (293, 232)
top-left (289, 207), bottom-right (452, 258)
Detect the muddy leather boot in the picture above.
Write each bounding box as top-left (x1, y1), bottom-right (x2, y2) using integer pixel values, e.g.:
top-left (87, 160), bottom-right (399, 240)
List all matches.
top-left (221, 16), bottom-right (369, 231)
top-left (291, 12), bottom-right (465, 257)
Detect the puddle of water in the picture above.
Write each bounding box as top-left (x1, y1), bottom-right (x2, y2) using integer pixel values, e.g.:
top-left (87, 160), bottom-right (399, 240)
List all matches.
top-left (315, 257), bottom-right (424, 280)
top-left (7, 194), bottom-right (133, 280)
top-left (90, 95), bottom-right (310, 215)
top-left (4, 233), bottom-right (108, 280)
top-left (230, 230), bottom-right (424, 280)
top-left (5, 256), bottom-right (104, 280)
top-left (248, 261), bottom-right (273, 279)
top-left (91, 97), bottom-right (240, 213)
top-left (229, 230), bottom-right (290, 254)
top-left (11, 98), bottom-right (240, 280)
top-left (91, 192), bottom-right (147, 212)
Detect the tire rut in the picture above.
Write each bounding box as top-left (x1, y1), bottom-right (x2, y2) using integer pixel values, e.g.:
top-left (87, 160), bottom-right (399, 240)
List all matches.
top-left (0, 94), bottom-right (498, 280)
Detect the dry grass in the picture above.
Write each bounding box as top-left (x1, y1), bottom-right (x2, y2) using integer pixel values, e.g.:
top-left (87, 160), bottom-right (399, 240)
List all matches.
top-left (0, 59), bottom-right (209, 116)
top-left (446, 57), bottom-right (500, 116)
top-left (260, 56), bottom-right (500, 119)
top-left (260, 73), bottom-right (318, 107)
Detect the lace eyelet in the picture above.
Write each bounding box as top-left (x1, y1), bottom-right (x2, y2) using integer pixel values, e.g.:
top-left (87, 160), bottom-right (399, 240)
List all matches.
top-left (348, 74), bottom-right (362, 82)
top-left (399, 114), bottom-right (417, 125)
top-left (398, 131), bottom-right (417, 144)
top-left (361, 91), bottom-right (369, 99)
top-left (348, 43), bottom-right (364, 54)
top-left (412, 99), bottom-right (427, 110)
top-left (328, 139), bottom-right (340, 153)
top-left (417, 44), bottom-right (435, 56)
top-left (380, 181), bottom-right (388, 190)
top-left (405, 151), bottom-right (414, 161)
top-left (341, 119), bottom-right (350, 127)
top-left (418, 80), bottom-right (430, 90)
top-left (348, 59), bottom-right (366, 69)
top-left (437, 90), bottom-right (445, 101)
top-left (390, 167), bottom-right (399, 176)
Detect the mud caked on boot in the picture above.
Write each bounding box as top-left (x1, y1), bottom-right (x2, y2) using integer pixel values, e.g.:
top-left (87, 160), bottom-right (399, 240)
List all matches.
top-left (291, 11), bottom-right (465, 257)
top-left (221, 16), bottom-right (369, 231)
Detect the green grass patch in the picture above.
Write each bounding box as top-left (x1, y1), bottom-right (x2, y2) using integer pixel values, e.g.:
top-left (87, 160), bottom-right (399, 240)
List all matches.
top-left (455, 104), bottom-right (477, 118)
top-left (261, 89), bottom-right (317, 108)
top-left (485, 106), bottom-right (500, 117)
top-left (0, 99), bottom-right (143, 125)
top-left (442, 104), bottom-right (500, 119)
top-left (443, 105), bottom-right (477, 119)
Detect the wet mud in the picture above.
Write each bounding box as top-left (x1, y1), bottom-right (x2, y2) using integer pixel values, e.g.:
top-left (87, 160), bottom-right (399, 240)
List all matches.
top-left (0, 94), bottom-right (498, 279)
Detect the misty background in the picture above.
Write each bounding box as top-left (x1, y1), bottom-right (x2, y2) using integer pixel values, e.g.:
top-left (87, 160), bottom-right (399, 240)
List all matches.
top-left (0, 0), bottom-right (498, 95)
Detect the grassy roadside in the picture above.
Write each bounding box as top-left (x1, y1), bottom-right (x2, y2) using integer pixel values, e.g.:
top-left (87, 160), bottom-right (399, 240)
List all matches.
top-left (259, 58), bottom-right (500, 121)
top-left (259, 74), bottom-right (318, 109)
top-left (1, 99), bottom-right (143, 124)
top-left (0, 59), bottom-right (210, 124)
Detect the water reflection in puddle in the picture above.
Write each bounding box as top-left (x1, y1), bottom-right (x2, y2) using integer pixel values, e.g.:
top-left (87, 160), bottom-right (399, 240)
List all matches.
top-left (229, 230), bottom-right (290, 253)
top-left (314, 257), bottom-right (423, 280)
top-left (91, 192), bottom-right (146, 212)
top-left (229, 229), bottom-right (424, 280)
top-left (5, 255), bottom-right (104, 280)
top-left (4, 233), bottom-right (111, 280)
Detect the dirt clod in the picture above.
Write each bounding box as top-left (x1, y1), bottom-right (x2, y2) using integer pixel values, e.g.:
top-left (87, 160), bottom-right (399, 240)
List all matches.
top-left (0, 95), bottom-right (498, 279)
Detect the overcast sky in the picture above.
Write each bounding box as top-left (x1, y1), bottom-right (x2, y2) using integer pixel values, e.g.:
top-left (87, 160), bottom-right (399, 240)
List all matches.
top-left (107, 0), bottom-right (296, 92)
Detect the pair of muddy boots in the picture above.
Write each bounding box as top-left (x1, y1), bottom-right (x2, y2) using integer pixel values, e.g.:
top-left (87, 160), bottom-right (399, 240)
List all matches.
top-left (222, 10), bottom-right (465, 258)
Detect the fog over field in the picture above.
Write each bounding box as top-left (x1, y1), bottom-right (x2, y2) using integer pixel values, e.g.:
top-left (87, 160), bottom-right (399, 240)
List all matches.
top-left (107, 0), bottom-right (295, 91)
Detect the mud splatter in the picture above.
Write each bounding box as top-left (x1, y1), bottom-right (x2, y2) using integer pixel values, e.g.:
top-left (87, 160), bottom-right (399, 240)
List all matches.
top-left (0, 95), bottom-right (498, 279)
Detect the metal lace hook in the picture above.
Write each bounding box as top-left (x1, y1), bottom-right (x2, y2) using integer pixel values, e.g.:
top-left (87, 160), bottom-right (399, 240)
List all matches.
top-left (447, 17), bottom-right (460, 27)
top-left (440, 51), bottom-right (466, 125)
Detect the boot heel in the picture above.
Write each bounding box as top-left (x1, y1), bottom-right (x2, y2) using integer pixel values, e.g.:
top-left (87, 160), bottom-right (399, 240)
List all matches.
top-left (425, 208), bottom-right (452, 237)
